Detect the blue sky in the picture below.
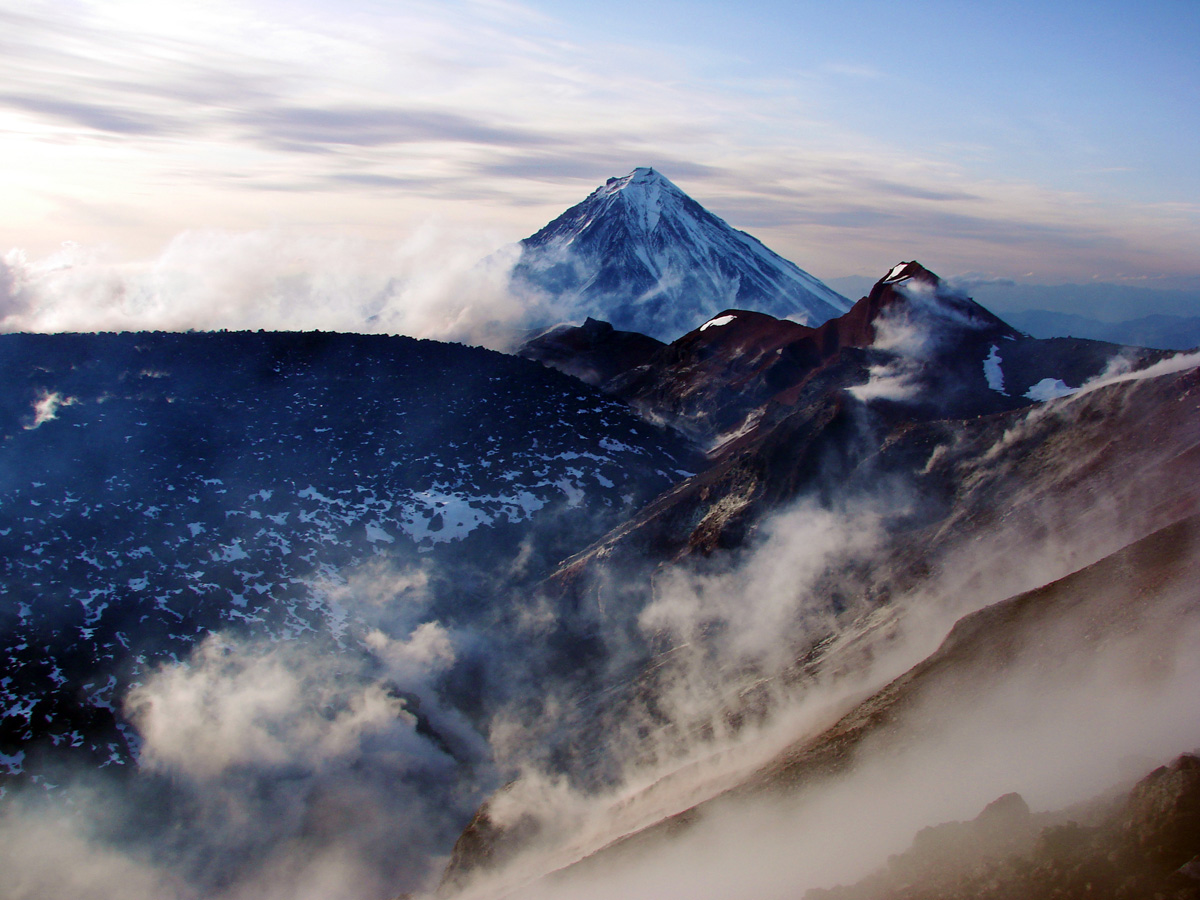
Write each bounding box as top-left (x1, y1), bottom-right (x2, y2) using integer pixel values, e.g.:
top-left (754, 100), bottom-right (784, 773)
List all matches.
top-left (0, 0), bottom-right (1196, 293)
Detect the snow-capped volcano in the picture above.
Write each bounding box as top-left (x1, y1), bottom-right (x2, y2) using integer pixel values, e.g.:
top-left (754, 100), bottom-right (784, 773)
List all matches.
top-left (510, 167), bottom-right (851, 341)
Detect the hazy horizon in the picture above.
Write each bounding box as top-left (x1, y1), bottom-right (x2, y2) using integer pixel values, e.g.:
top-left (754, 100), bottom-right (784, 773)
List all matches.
top-left (2, 0), bottom-right (1197, 302)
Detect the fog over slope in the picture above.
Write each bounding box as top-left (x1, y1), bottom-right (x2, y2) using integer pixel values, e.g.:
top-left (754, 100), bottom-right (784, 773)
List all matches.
top-left (441, 359), bottom-right (1200, 900)
top-left (0, 203), bottom-right (1196, 900)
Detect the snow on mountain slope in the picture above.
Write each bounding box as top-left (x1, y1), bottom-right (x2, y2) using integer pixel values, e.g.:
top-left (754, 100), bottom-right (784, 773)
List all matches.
top-left (0, 331), bottom-right (699, 793)
top-left (510, 168), bottom-right (851, 341)
top-left (1, 268), bottom-right (1188, 899)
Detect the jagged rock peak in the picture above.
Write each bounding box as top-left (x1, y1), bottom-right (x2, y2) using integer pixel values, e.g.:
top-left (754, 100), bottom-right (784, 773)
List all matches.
top-left (879, 260), bottom-right (939, 286)
top-left (868, 260), bottom-right (1021, 338)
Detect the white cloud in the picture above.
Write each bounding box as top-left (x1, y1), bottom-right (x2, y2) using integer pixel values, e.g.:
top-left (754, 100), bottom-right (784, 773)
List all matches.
top-left (0, 803), bottom-right (181, 900)
top-left (365, 621), bottom-right (457, 685)
top-left (125, 634), bottom-right (414, 778)
top-left (23, 390), bottom-right (75, 429)
top-left (0, 227), bottom-right (537, 347)
top-left (107, 629), bottom-right (488, 896)
top-left (1075, 348), bottom-right (1200, 396)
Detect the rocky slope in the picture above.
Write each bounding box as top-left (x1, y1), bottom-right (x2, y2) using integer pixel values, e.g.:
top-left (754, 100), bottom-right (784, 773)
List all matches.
top-left (527, 261), bottom-right (1162, 449)
top-left (443, 476), bottom-right (1200, 898)
top-left (809, 753), bottom-right (1200, 900)
top-left (519, 262), bottom-right (1169, 576)
top-left (441, 289), bottom-right (1199, 897)
top-left (1, 259), bottom-right (1195, 900)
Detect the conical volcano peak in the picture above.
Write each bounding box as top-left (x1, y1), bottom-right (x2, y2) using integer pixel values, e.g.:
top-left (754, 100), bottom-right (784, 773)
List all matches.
top-left (511, 169), bottom-right (851, 341)
top-left (591, 167), bottom-right (685, 234)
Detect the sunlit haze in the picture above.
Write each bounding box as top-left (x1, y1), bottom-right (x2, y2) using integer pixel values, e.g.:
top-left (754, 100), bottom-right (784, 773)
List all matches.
top-left (2, 0), bottom-right (1197, 293)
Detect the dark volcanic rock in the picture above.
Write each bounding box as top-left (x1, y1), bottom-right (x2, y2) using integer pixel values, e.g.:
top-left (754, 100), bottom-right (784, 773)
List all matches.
top-left (534, 262), bottom-right (1173, 575)
top-left (441, 357), bottom-right (1200, 886)
top-left (608, 261), bottom-right (1162, 451)
top-left (0, 330), bottom-right (702, 791)
top-left (807, 754), bottom-right (1200, 900)
top-left (517, 317), bottom-right (665, 387)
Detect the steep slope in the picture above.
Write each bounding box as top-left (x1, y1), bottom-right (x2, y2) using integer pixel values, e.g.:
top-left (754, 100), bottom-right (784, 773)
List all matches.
top-left (509, 168), bottom-right (851, 341)
top-left (439, 336), bottom-right (1200, 898)
top-left (745, 513), bottom-right (1200, 795)
top-left (559, 512), bottom-right (1200, 891)
top-left (536, 263), bottom-right (1168, 567)
top-left (441, 438), bottom-right (1200, 899)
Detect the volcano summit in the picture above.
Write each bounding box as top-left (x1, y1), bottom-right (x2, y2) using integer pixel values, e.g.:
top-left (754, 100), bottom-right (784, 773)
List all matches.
top-left (510, 167), bottom-right (851, 341)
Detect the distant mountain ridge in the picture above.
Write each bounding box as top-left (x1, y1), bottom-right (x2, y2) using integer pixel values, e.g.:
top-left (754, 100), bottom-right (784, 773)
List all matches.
top-left (510, 167), bottom-right (851, 341)
top-left (1004, 309), bottom-right (1200, 351)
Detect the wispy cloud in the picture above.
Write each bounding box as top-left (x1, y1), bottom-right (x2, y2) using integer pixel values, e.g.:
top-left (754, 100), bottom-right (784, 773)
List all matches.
top-left (0, 0), bottom-right (1196, 283)
top-left (237, 106), bottom-right (555, 151)
top-left (0, 93), bottom-right (184, 136)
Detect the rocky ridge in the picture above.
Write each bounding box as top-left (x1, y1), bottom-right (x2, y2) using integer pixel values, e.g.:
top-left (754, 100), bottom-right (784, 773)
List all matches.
top-left (441, 269), bottom-right (1198, 895)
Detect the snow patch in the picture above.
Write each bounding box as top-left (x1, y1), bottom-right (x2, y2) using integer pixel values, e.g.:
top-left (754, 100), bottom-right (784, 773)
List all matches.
top-left (365, 521), bottom-right (394, 543)
top-left (399, 491), bottom-right (494, 545)
top-left (211, 541), bottom-right (249, 562)
top-left (1024, 378), bottom-right (1079, 401)
top-left (556, 479), bottom-right (585, 508)
top-left (700, 314), bottom-right (737, 332)
top-left (984, 345), bottom-right (1007, 395)
top-left (0, 749), bottom-right (25, 775)
top-left (598, 436), bottom-right (638, 454)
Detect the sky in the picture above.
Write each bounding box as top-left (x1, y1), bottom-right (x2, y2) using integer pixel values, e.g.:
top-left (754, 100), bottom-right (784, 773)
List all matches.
top-left (1, 0), bottom-right (1198, 289)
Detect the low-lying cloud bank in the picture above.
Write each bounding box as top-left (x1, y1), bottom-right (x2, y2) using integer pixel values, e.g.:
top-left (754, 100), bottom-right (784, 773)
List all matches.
top-left (0, 228), bottom-right (540, 349)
